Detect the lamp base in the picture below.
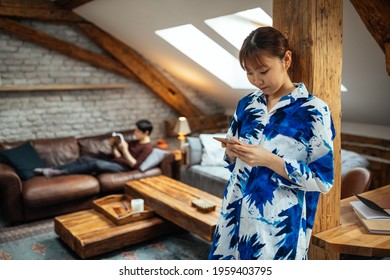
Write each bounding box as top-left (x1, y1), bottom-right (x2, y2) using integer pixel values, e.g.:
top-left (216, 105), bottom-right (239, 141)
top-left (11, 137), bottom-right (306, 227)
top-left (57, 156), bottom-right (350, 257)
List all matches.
top-left (178, 134), bottom-right (186, 151)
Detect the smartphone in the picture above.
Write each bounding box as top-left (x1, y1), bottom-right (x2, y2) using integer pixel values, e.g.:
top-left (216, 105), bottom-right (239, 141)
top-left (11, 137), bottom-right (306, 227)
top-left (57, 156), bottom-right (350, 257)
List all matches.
top-left (213, 137), bottom-right (234, 145)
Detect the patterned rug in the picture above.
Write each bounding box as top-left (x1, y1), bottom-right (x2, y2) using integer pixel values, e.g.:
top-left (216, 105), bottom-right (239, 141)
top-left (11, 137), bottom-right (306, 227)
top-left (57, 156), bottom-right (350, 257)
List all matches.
top-left (0, 219), bottom-right (211, 260)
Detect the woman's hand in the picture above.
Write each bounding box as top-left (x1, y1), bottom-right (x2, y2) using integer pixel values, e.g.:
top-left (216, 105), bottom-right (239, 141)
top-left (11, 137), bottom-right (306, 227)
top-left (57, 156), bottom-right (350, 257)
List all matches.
top-left (230, 140), bottom-right (290, 181)
top-left (229, 141), bottom-right (272, 167)
top-left (219, 137), bottom-right (240, 163)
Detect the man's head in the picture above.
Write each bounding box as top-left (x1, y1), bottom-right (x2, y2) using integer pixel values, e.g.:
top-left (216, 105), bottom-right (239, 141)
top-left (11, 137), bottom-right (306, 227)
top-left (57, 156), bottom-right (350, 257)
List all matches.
top-left (135, 119), bottom-right (153, 140)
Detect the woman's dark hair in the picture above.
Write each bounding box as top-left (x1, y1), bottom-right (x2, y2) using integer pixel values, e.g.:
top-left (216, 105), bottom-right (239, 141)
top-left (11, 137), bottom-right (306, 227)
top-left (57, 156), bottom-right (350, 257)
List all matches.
top-left (136, 119), bottom-right (153, 135)
top-left (239, 26), bottom-right (289, 70)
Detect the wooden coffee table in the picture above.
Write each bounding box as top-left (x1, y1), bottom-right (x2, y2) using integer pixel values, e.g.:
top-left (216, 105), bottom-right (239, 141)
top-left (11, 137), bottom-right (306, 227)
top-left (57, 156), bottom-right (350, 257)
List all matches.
top-left (125, 175), bottom-right (222, 242)
top-left (54, 208), bottom-right (174, 259)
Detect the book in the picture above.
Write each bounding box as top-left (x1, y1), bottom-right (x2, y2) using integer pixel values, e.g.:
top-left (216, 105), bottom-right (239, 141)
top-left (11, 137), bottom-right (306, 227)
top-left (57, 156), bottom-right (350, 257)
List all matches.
top-left (111, 132), bottom-right (125, 144)
top-left (355, 194), bottom-right (390, 217)
top-left (352, 207), bottom-right (390, 235)
top-left (350, 200), bottom-right (390, 220)
top-left (350, 199), bottom-right (390, 235)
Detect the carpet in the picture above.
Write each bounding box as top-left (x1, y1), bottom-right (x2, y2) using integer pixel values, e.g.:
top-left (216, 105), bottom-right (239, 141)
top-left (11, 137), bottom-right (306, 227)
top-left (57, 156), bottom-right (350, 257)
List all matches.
top-left (0, 219), bottom-right (211, 260)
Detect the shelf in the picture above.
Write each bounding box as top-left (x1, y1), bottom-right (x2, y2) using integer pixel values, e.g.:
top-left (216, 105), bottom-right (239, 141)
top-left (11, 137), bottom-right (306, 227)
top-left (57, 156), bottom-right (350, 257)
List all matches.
top-left (0, 84), bottom-right (131, 92)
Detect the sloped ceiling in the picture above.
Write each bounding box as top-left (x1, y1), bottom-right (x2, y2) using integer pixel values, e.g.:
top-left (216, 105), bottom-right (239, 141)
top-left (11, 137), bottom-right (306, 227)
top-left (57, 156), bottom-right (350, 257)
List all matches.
top-left (73, 0), bottom-right (389, 126)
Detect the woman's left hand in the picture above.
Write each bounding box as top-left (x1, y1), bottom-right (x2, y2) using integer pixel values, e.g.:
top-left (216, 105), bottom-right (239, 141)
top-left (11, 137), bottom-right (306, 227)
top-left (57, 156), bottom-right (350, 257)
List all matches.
top-left (230, 142), bottom-right (272, 167)
top-left (231, 140), bottom-right (290, 181)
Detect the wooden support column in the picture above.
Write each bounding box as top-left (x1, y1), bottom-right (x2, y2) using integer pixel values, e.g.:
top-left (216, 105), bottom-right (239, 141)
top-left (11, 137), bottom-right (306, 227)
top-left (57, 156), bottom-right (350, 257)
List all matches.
top-left (273, 0), bottom-right (343, 259)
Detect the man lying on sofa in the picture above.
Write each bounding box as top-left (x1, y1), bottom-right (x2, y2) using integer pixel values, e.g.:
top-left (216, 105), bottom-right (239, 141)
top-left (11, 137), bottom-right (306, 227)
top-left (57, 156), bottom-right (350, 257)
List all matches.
top-left (34, 119), bottom-right (153, 177)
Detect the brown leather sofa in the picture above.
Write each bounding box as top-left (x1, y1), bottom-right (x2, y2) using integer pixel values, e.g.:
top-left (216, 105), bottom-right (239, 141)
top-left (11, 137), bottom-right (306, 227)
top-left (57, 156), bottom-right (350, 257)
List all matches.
top-left (0, 130), bottom-right (176, 225)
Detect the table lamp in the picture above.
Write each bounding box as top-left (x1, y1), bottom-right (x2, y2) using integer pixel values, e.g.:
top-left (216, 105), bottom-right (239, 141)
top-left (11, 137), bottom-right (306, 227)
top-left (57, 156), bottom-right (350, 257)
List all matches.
top-left (174, 116), bottom-right (191, 150)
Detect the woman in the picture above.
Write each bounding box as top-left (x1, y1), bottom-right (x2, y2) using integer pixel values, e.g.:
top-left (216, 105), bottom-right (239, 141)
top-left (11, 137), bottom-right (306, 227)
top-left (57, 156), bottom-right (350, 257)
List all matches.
top-left (209, 27), bottom-right (335, 260)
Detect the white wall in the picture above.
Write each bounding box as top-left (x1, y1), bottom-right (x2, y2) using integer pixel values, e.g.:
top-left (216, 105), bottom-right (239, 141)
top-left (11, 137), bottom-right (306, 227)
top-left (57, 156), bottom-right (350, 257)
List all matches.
top-left (341, 1), bottom-right (390, 127)
top-left (341, 121), bottom-right (390, 140)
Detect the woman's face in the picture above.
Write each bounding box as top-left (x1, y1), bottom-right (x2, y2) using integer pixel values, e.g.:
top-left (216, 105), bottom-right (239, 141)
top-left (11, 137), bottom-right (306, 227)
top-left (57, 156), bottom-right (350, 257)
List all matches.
top-left (245, 51), bottom-right (292, 97)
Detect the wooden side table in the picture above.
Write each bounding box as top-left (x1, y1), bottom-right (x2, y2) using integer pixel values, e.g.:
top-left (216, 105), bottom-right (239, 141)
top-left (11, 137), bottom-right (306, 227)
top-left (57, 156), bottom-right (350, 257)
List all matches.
top-left (172, 149), bottom-right (183, 161)
top-left (171, 149), bottom-right (183, 180)
top-left (312, 185), bottom-right (390, 258)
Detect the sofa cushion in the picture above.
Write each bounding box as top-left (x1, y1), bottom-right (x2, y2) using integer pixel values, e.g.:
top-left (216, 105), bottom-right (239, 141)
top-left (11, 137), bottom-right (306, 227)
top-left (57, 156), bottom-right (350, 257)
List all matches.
top-left (78, 135), bottom-right (113, 159)
top-left (139, 148), bottom-right (167, 172)
top-left (199, 133), bottom-right (227, 166)
top-left (0, 141), bottom-right (47, 180)
top-left (187, 137), bottom-right (202, 166)
top-left (78, 129), bottom-right (138, 159)
top-left (22, 175), bottom-right (99, 208)
top-left (180, 165), bottom-right (230, 197)
top-left (32, 137), bottom-right (80, 167)
top-left (98, 168), bottom-right (161, 193)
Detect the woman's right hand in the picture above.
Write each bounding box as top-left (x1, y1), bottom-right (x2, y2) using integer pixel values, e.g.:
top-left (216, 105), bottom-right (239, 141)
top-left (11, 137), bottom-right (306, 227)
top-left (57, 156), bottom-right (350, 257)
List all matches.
top-left (224, 137), bottom-right (241, 163)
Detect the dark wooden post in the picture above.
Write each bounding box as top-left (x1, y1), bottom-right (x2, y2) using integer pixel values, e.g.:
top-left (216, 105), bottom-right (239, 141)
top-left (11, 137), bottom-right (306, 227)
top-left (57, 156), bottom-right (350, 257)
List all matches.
top-left (273, 0), bottom-right (343, 259)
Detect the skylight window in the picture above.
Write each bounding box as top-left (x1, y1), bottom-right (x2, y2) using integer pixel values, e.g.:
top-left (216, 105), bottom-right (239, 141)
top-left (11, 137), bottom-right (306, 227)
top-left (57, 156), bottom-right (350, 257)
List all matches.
top-left (156, 7), bottom-right (346, 92)
top-left (155, 8), bottom-right (272, 89)
top-left (205, 8), bottom-right (272, 50)
top-left (156, 24), bottom-right (253, 89)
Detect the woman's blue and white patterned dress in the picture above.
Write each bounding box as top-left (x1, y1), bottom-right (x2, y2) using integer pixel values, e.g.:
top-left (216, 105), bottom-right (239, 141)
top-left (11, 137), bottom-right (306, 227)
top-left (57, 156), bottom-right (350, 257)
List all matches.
top-left (209, 83), bottom-right (335, 260)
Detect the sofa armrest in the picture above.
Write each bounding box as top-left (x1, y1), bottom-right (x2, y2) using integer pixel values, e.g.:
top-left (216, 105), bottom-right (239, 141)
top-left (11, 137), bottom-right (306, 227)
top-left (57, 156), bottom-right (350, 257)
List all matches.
top-left (0, 163), bottom-right (25, 224)
top-left (159, 152), bottom-right (176, 178)
top-left (0, 163), bottom-right (22, 189)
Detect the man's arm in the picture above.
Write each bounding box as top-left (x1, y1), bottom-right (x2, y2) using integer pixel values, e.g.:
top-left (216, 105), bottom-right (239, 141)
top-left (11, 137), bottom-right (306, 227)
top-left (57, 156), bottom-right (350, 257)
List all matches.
top-left (112, 146), bottom-right (122, 158)
top-left (116, 141), bottom-right (137, 168)
top-left (111, 136), bottom-right (124, 159)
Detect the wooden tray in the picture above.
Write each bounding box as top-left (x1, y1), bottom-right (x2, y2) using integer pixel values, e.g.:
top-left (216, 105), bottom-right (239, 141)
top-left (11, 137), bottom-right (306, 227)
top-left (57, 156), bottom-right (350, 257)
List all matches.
top-left (92, 194), bottom-right (154, 225)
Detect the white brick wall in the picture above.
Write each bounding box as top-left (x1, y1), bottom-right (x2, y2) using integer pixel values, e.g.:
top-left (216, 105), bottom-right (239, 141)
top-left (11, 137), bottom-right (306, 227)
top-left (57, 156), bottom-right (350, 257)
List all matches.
top-left (0, 22), bottom-right (223, 143)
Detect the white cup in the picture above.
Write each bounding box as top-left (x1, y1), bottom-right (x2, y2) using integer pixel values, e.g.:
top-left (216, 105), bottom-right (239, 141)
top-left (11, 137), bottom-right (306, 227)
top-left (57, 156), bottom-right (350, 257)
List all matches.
top-left (131, 198), bottom-right (144, 212)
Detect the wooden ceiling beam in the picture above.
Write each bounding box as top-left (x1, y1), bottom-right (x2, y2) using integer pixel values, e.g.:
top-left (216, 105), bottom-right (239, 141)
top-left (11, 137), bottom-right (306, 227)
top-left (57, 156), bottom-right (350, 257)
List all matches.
top-left (350, 0), bottom-right (390, 75)
top-left (55, 0), bottom-right (93, 10)
top-left (0, 0), bottom-right (53, 8)
top-left (0, 0), bottom-right (84, 22)
top-left (0, 17), bottom-right (137, 80)
top-left (76, 22), bottom-right (204, 118)
top-left (350, 0), bottom-right (390, 53)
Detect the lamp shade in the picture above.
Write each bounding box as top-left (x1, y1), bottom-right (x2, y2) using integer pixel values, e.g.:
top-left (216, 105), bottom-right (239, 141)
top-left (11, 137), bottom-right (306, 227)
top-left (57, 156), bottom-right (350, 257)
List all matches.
top-left (174, 116), bottom-right (191, 135)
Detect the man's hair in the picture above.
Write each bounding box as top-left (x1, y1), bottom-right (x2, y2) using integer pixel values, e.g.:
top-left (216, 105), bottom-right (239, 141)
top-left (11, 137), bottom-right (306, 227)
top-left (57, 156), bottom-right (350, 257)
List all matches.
top-left (136, 119), bottom-right (153, 135)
